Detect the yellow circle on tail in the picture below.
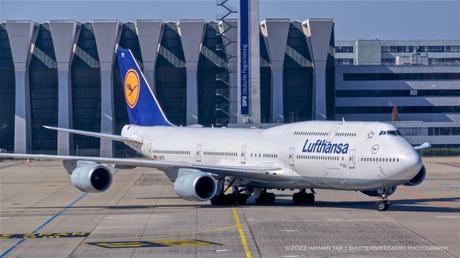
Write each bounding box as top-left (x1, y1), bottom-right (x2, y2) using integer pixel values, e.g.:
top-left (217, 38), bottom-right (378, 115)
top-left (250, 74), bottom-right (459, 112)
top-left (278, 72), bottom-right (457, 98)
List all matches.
top-left (124, 69), bottom-right (140, 108)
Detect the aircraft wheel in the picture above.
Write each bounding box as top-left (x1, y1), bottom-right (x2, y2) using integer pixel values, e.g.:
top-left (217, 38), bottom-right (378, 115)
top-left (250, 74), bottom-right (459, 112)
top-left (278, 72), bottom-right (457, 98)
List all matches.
top-left (292, 192), bottom-right (301, 204)
top-left (266, 193), bottom-right (275, 204)
top-left (237, 193), bottom-right (250, 205)
top-left (210, 194), bottom-right (234, 205)
top-left (293, 192), bottom-right (315, 205)
top-left (305, 193), bottom-right (315, 205)
top-left (255, 192), bottom-right (275, 205)
top-left (375, 200), bottom-right (390, 211)
top-left (210, 194), bottom-right (225, 205)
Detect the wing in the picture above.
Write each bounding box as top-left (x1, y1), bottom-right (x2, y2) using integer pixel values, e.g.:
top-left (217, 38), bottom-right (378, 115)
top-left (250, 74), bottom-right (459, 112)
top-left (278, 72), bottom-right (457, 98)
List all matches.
top-left (0, 153), bottom-right (289, 181)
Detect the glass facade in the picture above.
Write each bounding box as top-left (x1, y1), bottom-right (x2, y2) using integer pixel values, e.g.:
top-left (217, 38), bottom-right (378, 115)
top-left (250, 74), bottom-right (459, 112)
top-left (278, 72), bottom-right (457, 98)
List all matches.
top-left (71, 23), bottom-right (101, 155)
top-left (113, 23), bottom-right (142, 157)
top-left (259, 32), bottom-right (271, 123)
top-left (326, 26), bottom-right (335, 120)
top-left (155, 23), bottom-right (186, 126)
top-left (283, 22), bottom-right (313, 123)
top-left (343, 73), bottom-right (460, 81)
top-left (429, 58), bottom-right (460, 65)
top-left (336, 89), bottom-right (460, 97)
top-left (29, 24), bottom-right (58, 153)
top-left (382, 45), bottom-right (460, 53)
top-left (197, 22), bottom-right (229, 127)
top-left (336, 106), bottom-right (460, 114)
top-left (1, 20), bottom-right (342, 153)
top-left (0, 24), bottom-right (15, 151)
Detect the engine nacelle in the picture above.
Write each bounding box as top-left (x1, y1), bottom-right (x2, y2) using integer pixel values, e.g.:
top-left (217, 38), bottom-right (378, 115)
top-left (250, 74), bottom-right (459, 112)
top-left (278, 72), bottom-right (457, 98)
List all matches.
top-left (71, 163), bottom-right (113, 193)
top-left (404, 166), bottom-right (426, 186)
top-left (361, 186), bottom-right (397, 197)
top-left (174, 169), bottom-right (217, 201)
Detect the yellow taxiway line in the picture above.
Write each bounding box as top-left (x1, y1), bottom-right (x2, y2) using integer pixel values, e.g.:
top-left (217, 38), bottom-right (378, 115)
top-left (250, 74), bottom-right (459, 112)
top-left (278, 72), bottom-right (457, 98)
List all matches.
top-left (231, 206), bottom-right (253, 258)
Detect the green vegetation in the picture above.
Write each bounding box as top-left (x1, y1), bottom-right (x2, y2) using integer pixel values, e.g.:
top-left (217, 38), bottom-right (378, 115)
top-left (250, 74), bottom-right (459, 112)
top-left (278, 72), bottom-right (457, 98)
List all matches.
top-left (420, 147), bottom-right (460, 157)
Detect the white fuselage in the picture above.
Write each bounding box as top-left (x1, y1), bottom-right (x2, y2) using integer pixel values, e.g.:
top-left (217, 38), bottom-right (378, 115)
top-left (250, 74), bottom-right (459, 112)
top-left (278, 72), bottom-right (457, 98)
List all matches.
top-left (122, 121), bottom-right (423, 191)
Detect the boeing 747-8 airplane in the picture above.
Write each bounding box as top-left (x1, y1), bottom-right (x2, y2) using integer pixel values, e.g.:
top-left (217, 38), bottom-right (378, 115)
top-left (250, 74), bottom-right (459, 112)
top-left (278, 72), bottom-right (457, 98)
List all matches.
top-left (0, 48), bottom-right (430, 211)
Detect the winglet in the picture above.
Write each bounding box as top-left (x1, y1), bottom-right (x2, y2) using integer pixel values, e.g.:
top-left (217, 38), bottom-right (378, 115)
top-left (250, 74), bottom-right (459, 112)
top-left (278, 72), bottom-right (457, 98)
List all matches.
top-left (414, 142), bottom-right (431, 150)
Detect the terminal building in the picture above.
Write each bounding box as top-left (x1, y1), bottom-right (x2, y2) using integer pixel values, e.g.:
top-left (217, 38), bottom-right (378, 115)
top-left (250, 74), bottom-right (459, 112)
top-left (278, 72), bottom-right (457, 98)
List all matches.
top-left (0, 21), bottom-right (459, 157)
top-left (335, 40), bottom-right (460, 146)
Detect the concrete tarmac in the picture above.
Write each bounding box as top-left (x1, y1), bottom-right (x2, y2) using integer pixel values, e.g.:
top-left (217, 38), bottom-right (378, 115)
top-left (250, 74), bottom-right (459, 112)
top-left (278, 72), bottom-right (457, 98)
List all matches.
top-left (0, 157), bottom-right (459, 258)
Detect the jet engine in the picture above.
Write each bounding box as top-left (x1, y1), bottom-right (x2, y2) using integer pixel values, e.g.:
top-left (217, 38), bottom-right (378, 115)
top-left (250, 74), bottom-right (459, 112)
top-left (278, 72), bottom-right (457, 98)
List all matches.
top-left (71, 163), bottom-right (113, 193)
top-left (361, 186), bottom-right (397, 197)
top-left (174, 169), bottom-right (217, 201)
top-left (404, 166), bottom-right (426, 186)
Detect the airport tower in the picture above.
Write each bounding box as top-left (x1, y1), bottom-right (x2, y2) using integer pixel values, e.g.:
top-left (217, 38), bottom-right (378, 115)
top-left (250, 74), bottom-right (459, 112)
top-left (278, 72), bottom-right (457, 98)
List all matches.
top-left (220, 0), bottom-right (335, 125)
top-left (237, 0), bottom-right (260, 124)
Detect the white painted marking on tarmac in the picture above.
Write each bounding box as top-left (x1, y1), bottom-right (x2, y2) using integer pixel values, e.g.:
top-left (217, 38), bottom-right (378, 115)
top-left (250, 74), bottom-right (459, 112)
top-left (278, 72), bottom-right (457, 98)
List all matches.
top-left (281, 255), bottom-right (300, 258)
top-left (436, 215), bottom-right (459, 219)
top-left (215, 249), bottom-right (232, 252)
top-left (280, 229), bottom-right (299, 232)
top-left (327, 218), bottom-right (393, 222)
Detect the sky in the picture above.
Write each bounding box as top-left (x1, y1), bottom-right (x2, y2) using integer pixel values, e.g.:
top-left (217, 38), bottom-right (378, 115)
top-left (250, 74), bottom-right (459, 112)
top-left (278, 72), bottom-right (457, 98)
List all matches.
top-left (0, 0), bottom-right (459, 40)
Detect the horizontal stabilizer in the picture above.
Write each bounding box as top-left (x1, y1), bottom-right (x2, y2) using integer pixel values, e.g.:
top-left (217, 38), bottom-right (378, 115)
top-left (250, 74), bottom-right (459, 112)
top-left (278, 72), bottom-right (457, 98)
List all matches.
top-left (44, 126), bottom-right (142, 143)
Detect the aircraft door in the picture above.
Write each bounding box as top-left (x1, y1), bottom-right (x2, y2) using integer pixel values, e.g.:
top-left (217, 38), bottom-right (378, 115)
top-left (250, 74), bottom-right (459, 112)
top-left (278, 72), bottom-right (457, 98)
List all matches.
top-left (288, 147), bottom-right (295, 166)
top-left (328, 124), bottom-right (341, 141)
top-left (196, 144), bottom-right (202, 162)
top-left (241, 145), bottom-right (247, 164)
top-left (348, 149), bottom-right (356, 168)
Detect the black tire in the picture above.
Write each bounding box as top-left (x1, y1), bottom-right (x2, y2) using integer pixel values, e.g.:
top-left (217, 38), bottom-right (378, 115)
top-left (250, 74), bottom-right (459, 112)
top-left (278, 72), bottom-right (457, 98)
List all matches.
top-left (375, 201), bottom-right (389, 211)
top-left (255, 196), bottom-right (265, 204)
top-left (237, 194), bottom-right (249, 205)
top-left (306, 193), bottom-right (315, 205)
top-left (292, 193), bottom-right (301, 204)
top-left (293, 192), bottom-right (314, 205)
top-left (255, 192), bottom-right (275, 205)
top-left (267, 193), bottom-right (275, 204)
top-left (384, 202), bottom-right (390, 211)
top-left (210, 195), bottom-right (224, 205)
top-left (210, 194), bottom-right (234, 205)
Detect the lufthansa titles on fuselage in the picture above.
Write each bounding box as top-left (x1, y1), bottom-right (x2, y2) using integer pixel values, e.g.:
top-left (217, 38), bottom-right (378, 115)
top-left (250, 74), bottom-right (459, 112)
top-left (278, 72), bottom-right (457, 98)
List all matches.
top-left (302, 139), bottom-right (350, 154)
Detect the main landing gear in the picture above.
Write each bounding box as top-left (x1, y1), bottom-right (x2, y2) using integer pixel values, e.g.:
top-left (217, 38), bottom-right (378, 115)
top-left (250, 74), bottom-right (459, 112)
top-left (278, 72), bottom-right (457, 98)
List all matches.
top-left (255, 189), bottom-right (275, 205)
top-left (210, 178), bottom-right (250, 206)
top-left (292, 189), bottom-right (315, 205)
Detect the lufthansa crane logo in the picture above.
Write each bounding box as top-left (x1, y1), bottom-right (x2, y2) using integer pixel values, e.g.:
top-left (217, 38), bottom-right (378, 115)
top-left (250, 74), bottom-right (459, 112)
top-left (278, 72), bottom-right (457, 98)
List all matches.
top-left (371, 144), bottom-right (380, 154)
top-left (124, 69), bottom-right (140, 108)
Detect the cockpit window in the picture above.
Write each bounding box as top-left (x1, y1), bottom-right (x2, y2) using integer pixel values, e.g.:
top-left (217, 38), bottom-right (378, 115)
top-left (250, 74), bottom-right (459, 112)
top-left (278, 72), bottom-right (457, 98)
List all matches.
top-left (379, 130), bottom-right (401, 136)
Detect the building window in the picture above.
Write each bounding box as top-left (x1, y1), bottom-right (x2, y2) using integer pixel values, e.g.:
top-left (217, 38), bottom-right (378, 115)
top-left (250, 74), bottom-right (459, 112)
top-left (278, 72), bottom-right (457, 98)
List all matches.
top-left (336, 89), bottom-right (460, 97)
top-left (0, 25), bottom-right (15, 151)
top-left (336, 58), bottom-right (354, 65)
top-left (428, 127), bottom-right (460, 136)
top-left (198, 22), bottom-right (229, 127)
top-left (336, 106), bottom-right (460, 114)
top-left (336, 46), bottom-right (353, 53)
top-left (428, 58), bottom-right (460, 65)
top-left (343, 73), bottom-right (460, 81)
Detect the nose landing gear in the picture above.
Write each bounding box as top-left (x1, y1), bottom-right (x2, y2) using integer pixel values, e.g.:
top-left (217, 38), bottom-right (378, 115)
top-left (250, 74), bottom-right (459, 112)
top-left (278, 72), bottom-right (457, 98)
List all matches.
top-left (375, 200), bottom-right (390, 211)
top-left (375, 187), bottom-right (392, 211)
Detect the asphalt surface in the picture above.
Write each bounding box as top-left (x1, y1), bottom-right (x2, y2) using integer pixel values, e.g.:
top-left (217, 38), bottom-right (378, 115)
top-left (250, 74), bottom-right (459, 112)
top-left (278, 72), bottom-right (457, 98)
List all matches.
top-left (0, 157), bottom-right (459, 258)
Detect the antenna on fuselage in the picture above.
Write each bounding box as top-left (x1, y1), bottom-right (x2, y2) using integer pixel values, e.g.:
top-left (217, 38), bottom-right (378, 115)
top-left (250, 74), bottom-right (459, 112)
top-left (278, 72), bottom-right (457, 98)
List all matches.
top-left (342, 117), bottom-right (345, 123)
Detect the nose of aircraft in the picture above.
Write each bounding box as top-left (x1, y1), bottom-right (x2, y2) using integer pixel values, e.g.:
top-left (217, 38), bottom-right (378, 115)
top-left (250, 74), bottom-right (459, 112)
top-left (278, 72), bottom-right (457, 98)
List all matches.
top-left (399, 146), bottom-right (423, 180)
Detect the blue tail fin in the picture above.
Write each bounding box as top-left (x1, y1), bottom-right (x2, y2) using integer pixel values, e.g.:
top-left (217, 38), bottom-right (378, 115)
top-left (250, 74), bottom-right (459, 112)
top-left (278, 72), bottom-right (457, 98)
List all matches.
top-left (116, 48), bottom-right (173, 126)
